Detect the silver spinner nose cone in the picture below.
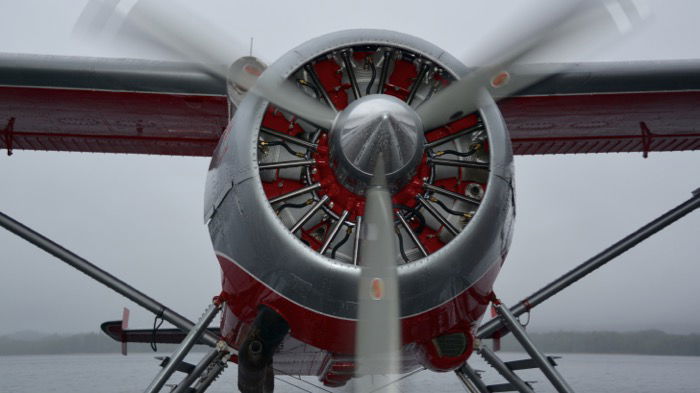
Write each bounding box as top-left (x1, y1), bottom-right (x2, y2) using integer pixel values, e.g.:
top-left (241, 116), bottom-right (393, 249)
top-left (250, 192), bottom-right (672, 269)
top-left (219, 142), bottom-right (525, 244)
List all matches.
top-left (329, 94), bottom-right (424, 194)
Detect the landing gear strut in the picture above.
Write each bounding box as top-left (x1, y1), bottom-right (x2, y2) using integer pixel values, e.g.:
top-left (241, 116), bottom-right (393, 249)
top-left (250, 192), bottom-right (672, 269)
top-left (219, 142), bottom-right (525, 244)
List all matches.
top-left (238, 306), bottom-right (290, 393)
top-left (0, 211), bottom-right (235, 392)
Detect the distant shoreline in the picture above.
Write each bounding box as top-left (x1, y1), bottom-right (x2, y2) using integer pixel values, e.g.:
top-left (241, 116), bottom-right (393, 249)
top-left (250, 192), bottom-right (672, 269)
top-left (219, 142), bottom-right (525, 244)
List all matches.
top-left (0, 332), bottom-right (194, 356)
top-left (1, 330), bottom-right (699, 357)
top-left (498, 330), bottom-right (700, 357)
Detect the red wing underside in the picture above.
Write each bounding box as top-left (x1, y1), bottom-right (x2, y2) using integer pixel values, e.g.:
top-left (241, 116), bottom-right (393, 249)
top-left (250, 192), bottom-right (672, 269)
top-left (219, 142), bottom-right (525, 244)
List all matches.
top-left (503, 92), bottom-right (700, 156)
top-left (2, 57), bottom-right (700, 156)
top-left (2, 85), bottom-right (699, 157)
top-left (0, 86), bottom-right (227, 156)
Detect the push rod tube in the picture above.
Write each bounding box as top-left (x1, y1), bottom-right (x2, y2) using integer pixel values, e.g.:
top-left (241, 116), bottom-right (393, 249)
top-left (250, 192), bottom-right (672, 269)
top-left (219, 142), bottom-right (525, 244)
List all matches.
top-left (260, 126), bottom-right (319, 150)
top-left (353, 216), bottom-right (363, 265)
top-left (0, 211), bottom-right (219, 347)
top-left (478, 187), bottom-right (700, 339)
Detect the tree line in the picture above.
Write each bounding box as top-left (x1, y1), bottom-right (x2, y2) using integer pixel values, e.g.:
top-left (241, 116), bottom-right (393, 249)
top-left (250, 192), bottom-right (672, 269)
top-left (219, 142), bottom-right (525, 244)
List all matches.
top-left (0, 332), bottom-right (186, 355)
top-left (498, 330), bottom-right (700, 356)
top-left (1, 330), bottom-right (699, 356)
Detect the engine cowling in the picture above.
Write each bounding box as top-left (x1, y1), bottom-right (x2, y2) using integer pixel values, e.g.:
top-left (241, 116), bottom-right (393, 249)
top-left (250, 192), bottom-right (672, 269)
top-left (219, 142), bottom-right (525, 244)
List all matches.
top-left (205, 29), bottom-right (515, 370)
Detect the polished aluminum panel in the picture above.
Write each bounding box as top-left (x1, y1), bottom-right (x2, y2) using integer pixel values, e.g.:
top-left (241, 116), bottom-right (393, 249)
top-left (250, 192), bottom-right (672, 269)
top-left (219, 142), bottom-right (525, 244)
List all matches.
top-left (205, 29), bottom-right (515, 319)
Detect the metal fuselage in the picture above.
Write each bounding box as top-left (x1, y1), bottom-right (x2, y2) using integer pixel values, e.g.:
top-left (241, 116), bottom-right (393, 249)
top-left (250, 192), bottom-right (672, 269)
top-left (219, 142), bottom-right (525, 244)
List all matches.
top-left (204, 30), bottom-right (515, 378)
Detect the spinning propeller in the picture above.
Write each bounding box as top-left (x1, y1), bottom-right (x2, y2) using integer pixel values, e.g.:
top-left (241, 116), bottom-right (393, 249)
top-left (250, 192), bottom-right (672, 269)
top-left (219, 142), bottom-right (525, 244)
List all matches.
top-left (74, 0), bottom-right (647, 131)
top-left (73, 0), bottom-right (335, 128)
top-left (72, 0), bottom-right (647, 387)
top-left (416, 0), bottom-right (650, 131)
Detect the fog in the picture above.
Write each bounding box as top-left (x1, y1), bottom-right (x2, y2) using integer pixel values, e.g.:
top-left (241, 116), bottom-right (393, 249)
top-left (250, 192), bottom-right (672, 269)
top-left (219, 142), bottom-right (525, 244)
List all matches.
top-left (0, 0), bottom-right (698, 336)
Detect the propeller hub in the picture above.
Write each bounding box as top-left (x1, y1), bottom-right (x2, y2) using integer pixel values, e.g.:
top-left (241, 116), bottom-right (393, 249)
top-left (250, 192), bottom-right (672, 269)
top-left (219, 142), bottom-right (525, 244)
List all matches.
top-left (328, 94), bottom-right (424, 194)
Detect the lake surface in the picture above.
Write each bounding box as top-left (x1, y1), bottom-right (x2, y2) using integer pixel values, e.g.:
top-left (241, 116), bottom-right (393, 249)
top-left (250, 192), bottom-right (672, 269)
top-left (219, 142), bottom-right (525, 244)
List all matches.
top-left (1, 351), bottom-right (699, 392)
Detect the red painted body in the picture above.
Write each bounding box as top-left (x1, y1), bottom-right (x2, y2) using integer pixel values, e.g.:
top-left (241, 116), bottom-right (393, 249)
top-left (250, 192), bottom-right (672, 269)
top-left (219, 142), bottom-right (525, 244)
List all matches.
top-left (217, 252), bottom-right (502, 373)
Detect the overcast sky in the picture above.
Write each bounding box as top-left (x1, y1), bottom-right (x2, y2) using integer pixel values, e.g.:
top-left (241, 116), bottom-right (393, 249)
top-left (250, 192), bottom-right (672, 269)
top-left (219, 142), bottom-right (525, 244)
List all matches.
top-left (0, 0), bottom-right (699, 337)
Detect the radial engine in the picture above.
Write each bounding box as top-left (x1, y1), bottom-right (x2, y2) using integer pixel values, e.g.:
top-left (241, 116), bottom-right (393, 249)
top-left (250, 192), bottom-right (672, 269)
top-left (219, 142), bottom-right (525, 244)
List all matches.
top-left (205, 29), bottom-right (515, 373)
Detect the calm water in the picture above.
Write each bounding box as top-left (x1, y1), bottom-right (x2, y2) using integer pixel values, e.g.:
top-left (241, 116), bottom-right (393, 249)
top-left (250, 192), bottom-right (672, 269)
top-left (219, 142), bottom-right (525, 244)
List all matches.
top-left (1, 352), bottom-right (699, 392)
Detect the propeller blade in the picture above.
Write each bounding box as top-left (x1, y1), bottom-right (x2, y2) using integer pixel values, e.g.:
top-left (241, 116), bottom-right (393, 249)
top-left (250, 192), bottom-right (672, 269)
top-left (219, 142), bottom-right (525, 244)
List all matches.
top-left (417, 0), bottom-right (649, 131)
top-left (252, 72), bottom-right (337, 130)
top-left (73, 0), bottom-right (245, 80)
top-left (74, 0), bottom-right (337, 128)
top-left (354, 157), bottom-right (401, 391)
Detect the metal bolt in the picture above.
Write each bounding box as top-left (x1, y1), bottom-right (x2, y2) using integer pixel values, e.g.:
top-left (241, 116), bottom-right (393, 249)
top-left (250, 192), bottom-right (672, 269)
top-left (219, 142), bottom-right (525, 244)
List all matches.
top-left (467, 184), bottom-right (483, 198)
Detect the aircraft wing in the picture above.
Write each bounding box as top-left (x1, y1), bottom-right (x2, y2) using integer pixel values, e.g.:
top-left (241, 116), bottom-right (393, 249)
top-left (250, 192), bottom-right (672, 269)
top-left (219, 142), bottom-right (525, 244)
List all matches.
top-left (504, 60), bottom-right (700, 156)
top-left (0, 53), bottom-right (228, 156)
top-left (1, 53), bottom-right (699, 157)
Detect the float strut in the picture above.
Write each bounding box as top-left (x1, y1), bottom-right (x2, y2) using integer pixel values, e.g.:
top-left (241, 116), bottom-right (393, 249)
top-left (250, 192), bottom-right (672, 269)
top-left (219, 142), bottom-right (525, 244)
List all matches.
top-left (145, 301), bottom-right (223, 393)
top-left (493, 302), bottom-right (574, 393)
top-left (455, 363), bottom-right (490, 393)
top-left (478, 344), bottom-right (535, 393)
top-left (0, 210), bottom-right (220, 347)
top-left (171, 346), bottom-right (229, 393)
top-left (478, 186), bottom-right (700, 339)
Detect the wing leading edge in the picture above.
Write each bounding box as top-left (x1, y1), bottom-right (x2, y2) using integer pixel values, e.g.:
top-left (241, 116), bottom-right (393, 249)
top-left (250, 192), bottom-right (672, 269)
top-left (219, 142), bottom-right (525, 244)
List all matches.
top-left (1, 53), bottom-right (699, 157)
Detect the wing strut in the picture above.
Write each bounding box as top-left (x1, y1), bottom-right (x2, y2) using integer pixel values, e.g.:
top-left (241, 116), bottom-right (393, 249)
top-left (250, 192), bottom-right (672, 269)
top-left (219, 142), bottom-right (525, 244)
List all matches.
top-left (145, 301), bottom-right (223, 393)
top-left (478, 186), bottom-right (700, 340)
top-left (0, 210), bottom-right (223, 347)
top-left (0, 210), bottom-right (238, 392)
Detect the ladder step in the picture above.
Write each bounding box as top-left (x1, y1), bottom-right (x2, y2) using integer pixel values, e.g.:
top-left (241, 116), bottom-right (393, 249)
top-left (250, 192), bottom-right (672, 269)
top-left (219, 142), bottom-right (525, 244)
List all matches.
top-left (156, 356), bottom-right (196, 374)
top-left (487, 381), bottom-right (536, 393)
top-left (486, 382), bottom-right (520, 392)
top-left (505, 356), bottom-right (559, 371)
